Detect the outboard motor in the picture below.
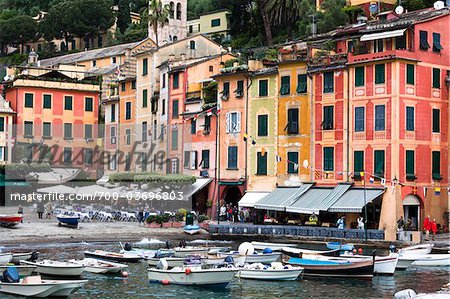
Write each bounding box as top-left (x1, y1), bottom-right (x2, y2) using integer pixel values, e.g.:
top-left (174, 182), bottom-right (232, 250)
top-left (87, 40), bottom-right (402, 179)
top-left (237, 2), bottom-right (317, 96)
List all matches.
top-left (1, 267), bottom-right (19, 283)
top-left (28, 251), bottom-right (39, 262)
top-left (224, 256), bottom-right (234, 264)
top-left (124, 242), bottom-right (132, 251)
top-left (165, 241), bottom-right (171, 249)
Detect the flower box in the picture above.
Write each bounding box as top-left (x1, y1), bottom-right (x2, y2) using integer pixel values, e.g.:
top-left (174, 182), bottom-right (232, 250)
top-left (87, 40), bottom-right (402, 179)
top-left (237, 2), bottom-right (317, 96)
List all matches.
top-left (148, 222), bottom-right (161, 228)
top-left (162, 222), bottom-right (172, 228)
top-left (172, 222), bottom-right (183, 228)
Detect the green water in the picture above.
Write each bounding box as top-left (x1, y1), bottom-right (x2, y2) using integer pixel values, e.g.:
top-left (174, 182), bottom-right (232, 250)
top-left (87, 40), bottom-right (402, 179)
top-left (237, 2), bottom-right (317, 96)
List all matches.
top-left (1, 242), bottom-right (449, 299)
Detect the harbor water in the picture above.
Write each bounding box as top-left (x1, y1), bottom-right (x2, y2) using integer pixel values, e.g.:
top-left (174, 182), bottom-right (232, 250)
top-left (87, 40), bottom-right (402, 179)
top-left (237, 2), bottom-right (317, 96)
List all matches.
top-left (1, 241), bottom-right (449, 299)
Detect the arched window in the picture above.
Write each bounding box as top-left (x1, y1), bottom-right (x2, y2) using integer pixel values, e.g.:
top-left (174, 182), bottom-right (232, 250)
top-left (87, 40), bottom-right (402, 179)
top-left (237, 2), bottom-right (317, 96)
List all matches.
top-left (189, 40), bottom-right (195, 50)
top-left (176, 3), bottom-right (182, 20)
top-left (169, 2), bottom-right (174, 19)
top-left (173, 36), bottom-right (178, 42)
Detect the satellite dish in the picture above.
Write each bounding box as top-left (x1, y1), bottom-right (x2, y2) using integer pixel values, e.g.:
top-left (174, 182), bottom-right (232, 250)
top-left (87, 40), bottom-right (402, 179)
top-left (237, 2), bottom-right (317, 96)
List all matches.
top-left (395, 6), bottom-right (404, 14)
top-left (303, 159), bottom-right (309, 169)
top-left (434, 1), bottom-right (445, 9)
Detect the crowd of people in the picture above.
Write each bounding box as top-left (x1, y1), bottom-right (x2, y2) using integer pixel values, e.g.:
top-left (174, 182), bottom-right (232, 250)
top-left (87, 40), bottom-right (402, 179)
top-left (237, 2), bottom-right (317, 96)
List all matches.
top-left (397, 215), bottom-right (439, 240)
top-left (219, 204), bottom-right (253, 223)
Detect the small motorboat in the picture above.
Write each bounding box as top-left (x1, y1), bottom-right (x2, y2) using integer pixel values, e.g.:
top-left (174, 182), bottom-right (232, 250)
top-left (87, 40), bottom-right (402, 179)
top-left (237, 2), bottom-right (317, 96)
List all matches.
top-left (411, 254), bottom-right (450, 267)
top-left (220, 251), bottom-right (282, 264)
top-left (173, 246), bottom-right (210, 257)
top-left (340, 253), bottom-right (399, 275)
top-left (133, 238), bottom-right (167, 249)
top-left (0, 253), bottom-right (13, 265)
top-left (147, 256), bottom-right (202, 268)
top-left (84, 250), bottom-right (142, 263)
top-left (0, 265), bottom-right (37, 277)
top-left (69, 258), bottom-right (128, 274)
top-left (11, 252), bottom-right (36, 264)
top-left (21, 260), bottom-right (84, 277)
top-left (56, 214), bottom-right (80, 228)
top-left (236, 262), bottom-right (303, 281)
top-left (183, 224), bottom-right (200, 235)
top-left (326, 242), bottom-right (355, 251)
top-left (399, 244), bottom-right (433, 255)
top-left (0, 269), bottom-right (87, 298)
top-left (396, 253), bottom-right (425, 270)
top-left (250, 242), bottom-right (297, 251)
top-left (282, 247), bottom-right (340, 257)
top-left (0, 214), bottom-right (22, 228)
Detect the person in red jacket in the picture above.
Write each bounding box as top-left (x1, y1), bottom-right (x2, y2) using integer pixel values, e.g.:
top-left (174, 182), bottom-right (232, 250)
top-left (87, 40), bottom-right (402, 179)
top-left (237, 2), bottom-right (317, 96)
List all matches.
top-left (431, 219), bottom-right (438, 241)
top-left (423, 215), bottom-right (431, 241)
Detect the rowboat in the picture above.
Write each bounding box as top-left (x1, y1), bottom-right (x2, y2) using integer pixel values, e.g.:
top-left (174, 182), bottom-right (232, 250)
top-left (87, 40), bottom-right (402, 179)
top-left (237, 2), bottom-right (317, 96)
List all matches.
top-left (411, 254), bottom-right (450, 267)
top-left (282, 247), bottom-right (340, 257)
top-left (11, 252), bottom-right (35, 264)
top-left (399, 244), bottom-right (433, 255)
top-left (56, 214), bottom-right (80, 228)
top-left (286, 256), bottom-right (374, 278)
top-left (340, 253), bottom-right (399, 275)
top-left (250, 242), bottom-right (297, 251)
top-left (236, 262), bottom-right (303, 281)
top-left (21, 260), bottom-right (85, 277)
top-left (0, 265), bottom-right (37, 277)
top-left (147, 256), bottom-right (203, 268)
top-left (220, 252), bottom-right (282, 264)
top-left (173, 247), bottom-right (210, 257)
top-left (0, 214), bottom-right (22, 228)
top-left (69, 258), bottom-right (128, 274)
top-left (326, 242), bottom-right (355, 251)
top-left (183, 224), bottom-right (200, 235)
top-left (84, 250), bottom-right (142, 263)
top-left (0, 253), bottom-right (13, 265)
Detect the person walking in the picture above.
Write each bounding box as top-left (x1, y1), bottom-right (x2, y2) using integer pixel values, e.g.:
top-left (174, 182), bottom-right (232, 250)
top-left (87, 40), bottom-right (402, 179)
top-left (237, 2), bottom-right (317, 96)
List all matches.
top-left (138, 206), bottom-right (144, 226)
top-left (337, 216), bottom-right (345, 229)
top-left (45, 201), bottom-right (53, 219)
top-left (36, 200), bottom-right (44, 220)
top-left (431, 219), bottom-right (438, 241)
top-left (18, 204), bottom-right (24, 223)
top-left (423, 215), bottom-right (431, 241)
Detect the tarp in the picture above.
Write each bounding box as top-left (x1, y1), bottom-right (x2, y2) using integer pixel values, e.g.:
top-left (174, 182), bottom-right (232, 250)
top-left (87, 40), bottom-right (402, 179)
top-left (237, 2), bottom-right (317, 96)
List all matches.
top-left (238, 191), bottom-right (270, 208)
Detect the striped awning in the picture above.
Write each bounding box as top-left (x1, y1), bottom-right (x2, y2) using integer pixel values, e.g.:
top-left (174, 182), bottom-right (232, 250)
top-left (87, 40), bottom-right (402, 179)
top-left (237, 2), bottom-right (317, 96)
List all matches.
top-left (328, 188), bottom-right (385, 213)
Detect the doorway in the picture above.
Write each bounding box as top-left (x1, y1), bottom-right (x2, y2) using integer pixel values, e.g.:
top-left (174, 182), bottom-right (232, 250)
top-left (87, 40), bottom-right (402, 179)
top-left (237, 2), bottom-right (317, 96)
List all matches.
top-left (223, 186), bottom-right (242, 207)
top-left (403, 195), bottom-right (421, 230)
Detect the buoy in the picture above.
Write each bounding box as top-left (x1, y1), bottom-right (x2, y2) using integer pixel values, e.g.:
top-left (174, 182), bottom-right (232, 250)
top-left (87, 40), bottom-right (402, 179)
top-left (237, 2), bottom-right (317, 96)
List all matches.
top-left (185, 268), bottom-right (192, 275)
top-left (122, 271), bottom-right (129, 277)
top-left (161, 279), bottom-right (170, 285)
top-left (358, 248), bottom-right (363, 254)
top-left (352, 249), bottom-right (357, 254)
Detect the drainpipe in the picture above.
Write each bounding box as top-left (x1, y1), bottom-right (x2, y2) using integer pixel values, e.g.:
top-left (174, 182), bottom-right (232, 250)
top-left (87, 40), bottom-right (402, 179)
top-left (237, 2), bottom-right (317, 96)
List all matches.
top-left (244, 74), bottom-right (253, 190)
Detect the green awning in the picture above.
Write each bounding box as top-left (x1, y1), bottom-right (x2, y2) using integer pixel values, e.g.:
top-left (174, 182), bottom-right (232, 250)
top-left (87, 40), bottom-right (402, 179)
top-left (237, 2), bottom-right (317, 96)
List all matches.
top-left (254, 184), bottom-right (313, 211)
top-left (328, 188), bottom-right (385, 213)
top-left (219, 181), bottom-right (244, 186)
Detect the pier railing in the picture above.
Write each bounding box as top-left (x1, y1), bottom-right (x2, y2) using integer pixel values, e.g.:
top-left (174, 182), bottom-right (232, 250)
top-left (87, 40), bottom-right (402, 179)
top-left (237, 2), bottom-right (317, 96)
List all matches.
top-left (209, 224), bottom-right (385, 240)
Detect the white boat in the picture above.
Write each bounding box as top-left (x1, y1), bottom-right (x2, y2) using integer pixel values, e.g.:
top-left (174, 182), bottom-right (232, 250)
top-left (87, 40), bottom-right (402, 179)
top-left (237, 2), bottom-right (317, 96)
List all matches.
top-left (220, 252), bottom-right (282, 264)
top-left (399, 244), bottom-right (433, 255)
top-left (397, 253), bottom-right (427, 270)
top-left (183, 224), bottom-right (200, 235)
top-left (133, 238), bottom-right (166, 249)
top-left (11, 252), bottom-right (34, 264)
top-left (0, 253), bottom-right (13, 265)
top-left (0, 265), bottom-right (36, 276)
top-left (21, 260), bottom-right (84, 277)
top-left (0, 275), bottom-right (87, 298)
top-left (394, 289), bottom-right (450, 299)
top-left (147, 257), bottom-right (198, 268)
top-left (411, 254), bottom-right (450, 267)
top-left (84, 250), bottom-right (142, 263)
top-left (250, 242), bottom-right (297, 251)
top-left (236, 262), bottom-right (303, 281)
top-left (173, 247), bottom-right (210, 257)
top-left (340, 253), bottom-right (399, 275)
top-left (69, 258), bottom-right (128, 274)
top-left (282, 247), bottom-right (340, 257)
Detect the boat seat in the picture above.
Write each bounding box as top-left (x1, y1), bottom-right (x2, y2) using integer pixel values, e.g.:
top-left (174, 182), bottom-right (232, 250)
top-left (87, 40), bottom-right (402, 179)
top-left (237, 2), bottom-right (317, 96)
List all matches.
top-left (22, 275), bottom-right (42, 284)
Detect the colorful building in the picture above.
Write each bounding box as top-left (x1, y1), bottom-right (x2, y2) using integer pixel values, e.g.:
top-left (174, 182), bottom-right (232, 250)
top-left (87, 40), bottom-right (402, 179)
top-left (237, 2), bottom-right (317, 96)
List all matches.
top-left (187, 9), bottom-right (231, 42)
top-left (0, 93), bottom-right (15, 164)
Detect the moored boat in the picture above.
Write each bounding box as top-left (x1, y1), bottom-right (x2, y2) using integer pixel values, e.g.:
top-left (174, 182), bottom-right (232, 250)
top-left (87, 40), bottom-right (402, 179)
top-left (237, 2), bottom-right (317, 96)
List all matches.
top-left (219, 252), bottom-right (282, 264)
top-left (396, 253), bottom-right (423, 270)
top-left (147, 257), bottom-right (199, 268)
top-left (236, 262), bottom-right (303, 281)
top-left (0, 214), bottom-right (22, 228)
top-left (411, 254), bottom-right (450, 267)
top-left (0, 253), bottom-right (13, 265)
top-left (326, 242), bottom-right (355, 251)
top-left (340, 253), bottom-right (399, 275)
top-left (20, 260), bottom-right (85, 277)
top-left (183, 224), bottom-right (200, 235)
top-left (173, 246), bottom-right (210, 257)
top-left (282, 247), bottom-right (340, 257)
top-left (56, 214), bottom-right (80, 228)
top-left (11, 252), bottom-right (35, 264)
top-left (399, 244), bottom-right (433, 255)
top-left (84, 250), bottom-right (142, 263)
top-left (69, 258), bottom-right (128, 274)
top-left (250, 242), bottom-right (297, 251)
top-left (0, 265), bottom-right (37, 277)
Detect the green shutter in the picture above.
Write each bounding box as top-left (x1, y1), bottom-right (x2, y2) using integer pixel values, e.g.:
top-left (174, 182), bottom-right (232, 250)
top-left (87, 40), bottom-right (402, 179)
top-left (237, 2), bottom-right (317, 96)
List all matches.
top-left (257, 152), bottom-right (267, 175)
top-left (406, 107), bottom-right (414, 131)
top-left (43, 95), bottom-right (52, 108)
top-left (143, 89), bottom-right (148, 107)
top-left (258, 115), bottom-right (268, 136)
top-left (297, 74), bottom-right (307, 93)
top-left (432, 151), bottom-right (441, 179)
top-left (323, 147), bottom-right (334, 171)
top-left (173, 100), bottom-right (179, 118)
top-left (173, 73), bottom-right (179, 89)
top-left (406, 64), bottom-right (415, 85)
top-left (432, 109), bottom-right (440, 133)
top-left (287, 152), bottom-right (299, 173)
top-left (355, 66), bottom-right (365, 87)
top-left (64, 96), bottom-right (72, 110)
top-left (406, 150), bottom-right (415, 176)
top-left (280, 76), bottom-right (290, 95)
top-left (259, 80), bottom-right (268, 97)
top-left (432, 68), bottom-right (440, 88)
top-left (354, 151), bottom-right (364, 172)
top-left (0, 117), bottom-right (4, 132)
top-left (374, 150), bottom-right (385, 176)
top-left (375, 64), bottom-right (385, 84)
top-left (24, 93), bottom-right (33, 108)
top-left (143, 58), bottom-right (148, 75)
top-left (323, 72), bottom-right (334, 93)
top-left (85, 98), bottom-right (93, 111)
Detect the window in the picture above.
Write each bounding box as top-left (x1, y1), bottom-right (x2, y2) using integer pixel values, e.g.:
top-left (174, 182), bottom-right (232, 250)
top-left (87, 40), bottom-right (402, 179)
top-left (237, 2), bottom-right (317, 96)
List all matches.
top-left (126, 129), bottom-right (131, 145)
top-left (191, 119), bottom-right (196, 134)
top-left (121, 82), bottom-right (126, 92)
top-left (287, 152), bottom-right (299, 174)
top-left (204, 115), bottom-right (211, 133)
top-left (24, 121), bottom-right (33, 137)
top-left (432, 33), bottom-right (442, 53)
top-left (406, 150), bottom-right (415, 178)
top-left (323, 147), bottom-right (334, 171)
top-left (84, 148), bottom-right (93, 165)
top-left (189, 151), bottom-right (197, 170)
top-left (64, 123), bottom-right (72, 139)
top-left (43, 122), bottom-right (51, 138)
top-left (297, 74), bottom-right (307, 93)
top-left (395, 34), bottom-right (406, 50)
top-left (142, 89), bottom-right (148, 108)
top-left (85, 124), bottom-right (92, 139)
top-left (24, 93), bottom-right (33, 108)
top-left (189, 40), bottom-right (196, 49)
top-left (286, 108), bottom-right (299, 134)
top-left (419, 31), bottom-right (430, 50)
top-left (432, 68), bottom-right (440, 88)
top-left (131, 80), bottom-right (136, 89)
top-left (209, 65), bottom-right (213, 72)
top-left (374, 150), bottom-right (385, 177)
top-left (142, 121), bottom-right (147, 142)
top-left (64, 96), bottom-right (72, 110)
top-left (84, 97), bottom-right (93, 112)
top-left (374, 39), bottom-right (383, 53)
top-left (258, 114), bottom-right (268, 136)
top-left (226, 112), bottom-right (241, 133)
top-left (259, 79), bottom-right (268, 97)
top-left (432, 151), bottom-right (441, 180)
top-left (201, 150), bottom-right (210, 169)
top-left (222, 82), bottom-right (230, 99)
top-left (172, 100), bottom-right (179, 118)
top-left (142, 58), bottom-right (148, 75)
top-left (0, 117), bottom-right (4, 132)
top-left (112, 57), bottom-right (117, 64)
top-left (354, 107), bottom-right (365, 132)
top-left (43, 94), bottom-right (52, 109)
top-left (227, 146), bottom-right (238, 169)
top-left (169, 1), bottom-right (174, 18)
top-left (256, 152), bottom-right (267, 175)
top-left (110, 126), bottom-right (116, 144)
top-left (171, 158), bottom-right (179, 174)
top-left (111, 104), bottom-right (116, 122)
top-left (355, 66), bottom-right (365, 87)
top-left (375, 64), bottom-right (385, 84)
top-left (280, 76), bottom-right (290, 95)
top-left (109, 154), bottom-right (117, 170)
top-left (406, 106), bottom-right (414, 131)
top-left (171, 128), bottom-right (178, 150)
top-left (162, 99), bottom-right (166, 115)
top-left (173, 73), bottom-right (179, 89)
top-left (63, 148), bottom-right (72, 165)
top-left (184, 151), bottom-right (190, 169)
top-left (162, 74), bottom-right (166, 88)
top-left (375, 105), bottom-right (385, 131)
top-left (236, 80), bottom-right (244, 97)
top-left (322, 106), bottom-right (334, 130)
top-left (211, 18), bottom-right (221, 27)
top-left (406, 64), bottom-right (415, 85)
top-left (323, 72), bottom-right (334, 93)
top-left (432, 109), bottom-right (440, 133)
top-left (354, 151), bottom-right (364, 174)
top-left (125, 102), bottom-right (132, 120)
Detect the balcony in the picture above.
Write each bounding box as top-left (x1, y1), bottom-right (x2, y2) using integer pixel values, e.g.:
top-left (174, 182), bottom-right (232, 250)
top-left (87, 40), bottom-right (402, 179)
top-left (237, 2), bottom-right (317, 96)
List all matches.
top-left (308, 53), bottom-right (348, 71)
top-left (348, 49), bottom-right (418, 64)
top-left (279, 42), bottom-right (308, 62)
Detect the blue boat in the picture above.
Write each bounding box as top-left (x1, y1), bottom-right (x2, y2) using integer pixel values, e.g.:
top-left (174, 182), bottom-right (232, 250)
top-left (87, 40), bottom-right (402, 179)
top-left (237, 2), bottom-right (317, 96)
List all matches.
top-left (183, 224), bottom-right (200, 235)
top-left (326, 242), bottom-right (354, 251)
top-left (57, 214), bottom-right (80, 228)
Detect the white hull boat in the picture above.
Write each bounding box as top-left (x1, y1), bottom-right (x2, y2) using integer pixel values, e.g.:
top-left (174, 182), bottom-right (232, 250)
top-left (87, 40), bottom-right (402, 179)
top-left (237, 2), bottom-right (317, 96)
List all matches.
top-left (250, 242), bottom-right (297, 251)
top-left (84, 250), bottom-right (142, 263)
top-left (147, 257), bottom-right (199, 268)
top-left (133, 238), bottom-right (166, 249)
top-left (340, 253), bottom-right (399, 275)
top-left (69, 258), bottom-right (128, 274)
top-left (147, 266), bottom-right (238, 287)
top-left (0, 265), bottom-right (36, 276)
top-left (21, 260), bottom-right (84, 277)
top-left (173, 247), bottom-right (210, 257)
top-left (0, 253), bottom-right (13, 265)
top-left (399, 244), bottom-right (433, 255)
top-left (11, 252), bottom-right (34, 264)
top-left (236, 263), bottom-right (303, 281)
top-left (397, 253), bottom-right (427, 270)
top-left (411, 254), bottom-right (450, 267)
top-left (220, 252), bottom-right (281, 264)
top-left (0, 276), bottom-right (87, 298)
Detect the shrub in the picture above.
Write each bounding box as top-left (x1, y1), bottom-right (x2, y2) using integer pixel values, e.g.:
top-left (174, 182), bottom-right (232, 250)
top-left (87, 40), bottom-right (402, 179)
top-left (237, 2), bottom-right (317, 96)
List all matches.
top-left (174, 212), bottom-right (184, 222)
top-left (198, 215), bottom-right (210, 223)
top-left (146, 215), bottom-right (156, 223)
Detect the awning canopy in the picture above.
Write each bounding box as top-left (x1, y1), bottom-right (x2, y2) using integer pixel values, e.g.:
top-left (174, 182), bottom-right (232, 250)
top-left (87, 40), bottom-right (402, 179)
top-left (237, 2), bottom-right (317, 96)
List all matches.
top-left (328, 188), bottom-right (385, 213)
top-left (37, 184), bottom-right (77, 194)
top-left (238, 191), bottom-right (270, 208)
top-left (183, 178), bottom-right (212, 198)
top-left (360, 29), bottom-right (406, 42)
top-left (254, 184), bottom-right (313, 211)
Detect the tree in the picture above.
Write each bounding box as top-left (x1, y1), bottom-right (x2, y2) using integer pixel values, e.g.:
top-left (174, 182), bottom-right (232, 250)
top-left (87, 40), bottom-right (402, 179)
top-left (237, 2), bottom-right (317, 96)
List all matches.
top-left (256, 0), bottom-right (273, 46)
top-left (0, 14), bottom-right (37, 53)
top-left (148, 0), bottom-right (169, 47)
top-left (117, 0), bottom-right (132, 34)
top-left (316, 0), bottom-right (349, 34)
top-left (262, 0), bottom-right (304, 41)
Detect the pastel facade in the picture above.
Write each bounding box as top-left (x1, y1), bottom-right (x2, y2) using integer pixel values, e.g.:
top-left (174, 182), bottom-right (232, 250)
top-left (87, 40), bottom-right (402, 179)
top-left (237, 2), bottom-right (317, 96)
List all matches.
top-left (0, 93), bottom-right (15, 164)
top-left (187, 10), bottom-right (231, 41)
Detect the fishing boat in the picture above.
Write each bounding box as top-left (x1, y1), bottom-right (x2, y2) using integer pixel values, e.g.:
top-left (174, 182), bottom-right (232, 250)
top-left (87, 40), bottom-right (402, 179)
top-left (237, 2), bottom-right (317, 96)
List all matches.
top-left (183, 224), bottom-right (200, 235)
top-left (220, 251), bottom-right (282, 264)
top-left (69, 258), bottom-right (128, 274)
top-left (236, 262), bottom-right (303, 281)
top-left (0, 214), bottom-right (22, 228)
top-left (340, 253), bottom-right (399, 275)
top-left (173, 246), bottom-right (210, 257)
top-left (282, 247), bottom-right (340, 257)
top-left (0, 265), bottom-right (37, 277)
top-left (20, 260), bottom-right (85, 277)
top-left (399, 244), bottom-right (433, 255)
top-left (84, 250), bottom-right (142, 263)
top-left (326, 242), bottom-right (355, 251)
top-left (285, 256), bottom-right (374, 278)
top-left (411, 254), bottom-right (450, 267)
top-left (250, 242), bottom-right (297, 251)
top-left (56, 214), bottom-right (80, 228)
top-left (0, 253), bottom-right (13, 265)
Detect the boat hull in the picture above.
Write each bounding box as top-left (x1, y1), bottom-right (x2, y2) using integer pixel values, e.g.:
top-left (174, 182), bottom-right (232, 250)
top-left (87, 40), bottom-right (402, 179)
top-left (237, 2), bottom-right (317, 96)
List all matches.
top-left (411, 254), bottom-right (450, 266)
top-left (286, 258), bottom-right (374, 278)
top-left (399, 244), bottom-right (433, 255)
top-left (0, 280), bottom-right (87, 297)
top-left (173, 248), bottom-right (210, 258)
top-left (21, 261), bottom-right (84, 277)
top-left (0, 215), bottom-right (22, 228)
top-left (0, 253), bottom-right (13, 265)
top-left (11, 252), bottom-right (33, 264)
top-left (326, 242), bottom-right (354, 251)
top-left (84, 251), bottom-right (142, 263)
top-left (245, 253), bottom-right (282, 264)
top-left (282, 247), bottom-right (340, 258)
top-left (69, 259), bottom-right (128, 274)
top-left (147, 257), bottom-right (190, 268)
top-left (250, 242), bottom-right (297, 251)
top-left (57, 216), bottom-right (80, 228)
top-left (340, 254), bottom-right (398, 275)
top-left (236, 268), bottom-right (303, 281)
top-left (0, 265), bottom-right (36, 276)
top-left (147, 268), bottom-right (237, 286)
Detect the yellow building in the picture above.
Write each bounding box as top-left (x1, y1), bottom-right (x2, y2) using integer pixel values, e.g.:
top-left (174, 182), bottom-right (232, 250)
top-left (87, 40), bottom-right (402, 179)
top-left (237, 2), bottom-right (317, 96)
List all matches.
top-left (187, 9), bottom-right (231, 42)
top-left (0, 94), bottom-right (15, 164)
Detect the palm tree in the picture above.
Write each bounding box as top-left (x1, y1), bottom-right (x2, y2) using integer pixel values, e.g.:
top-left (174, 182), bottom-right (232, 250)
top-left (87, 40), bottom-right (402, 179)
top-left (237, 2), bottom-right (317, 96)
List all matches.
top-left (148, 0), bottom-right (170, 47)
top-left (256, 0), bottom-right (273, 46)
top-left (263, 0), bottom-right (303, 40)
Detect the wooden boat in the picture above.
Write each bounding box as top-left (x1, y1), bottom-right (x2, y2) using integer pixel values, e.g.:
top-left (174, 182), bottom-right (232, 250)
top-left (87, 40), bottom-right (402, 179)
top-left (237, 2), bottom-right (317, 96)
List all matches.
top-left (399, 244), bottom-right (433, 255)
top-left (56, 214), bottom-right (80, 228)
top-left (285, 256), bottom-right (374, 278)
top-left (0, 265), bottom-right (36, 276)
top-left (0, 253), bottom-right (13, 265)
top-left (326, 242), bottom-right (355, 251)
top-left (250, 242), bottom-right (297, 251)
top-left (21, 260), bottom-right (84, 277)
top-left (220, 252), bottom-right (282, 264)
top-left (0, 214), bottom-right (22, 228)
top-left (173, 247), bottom-right (210, 257)
top-left (411, 254), bottom-right (450, 267)
top-left (69, 258), bottom-right (128, 274)
top-left (282, 247), bottom-right (340, 257)
top-left (84, 250), bottom-right (142, 263)
top-left (236, 262), bottom-right (303, 281)
top-left (339, 253), bottom-right (399, 275)
top-left (11, 252), bottom-right (35, 264)
top-left (183, 224), bottom-right (200, 235)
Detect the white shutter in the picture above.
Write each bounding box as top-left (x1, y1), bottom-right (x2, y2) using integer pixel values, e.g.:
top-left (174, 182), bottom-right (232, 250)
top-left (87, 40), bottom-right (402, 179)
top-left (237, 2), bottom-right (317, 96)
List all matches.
top-left (225, 112), bottom-right (230, 133)
top-left (190, 151), bottom-right (197, 169)
top-left (236, 112), bottom-right (241, 132)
